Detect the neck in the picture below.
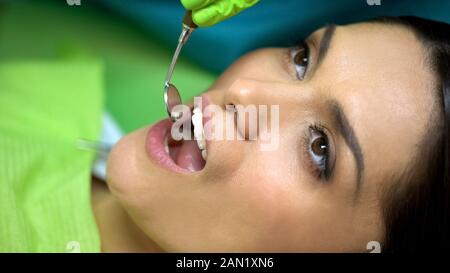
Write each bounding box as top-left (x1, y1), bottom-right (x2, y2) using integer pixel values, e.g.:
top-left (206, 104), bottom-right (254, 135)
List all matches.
top-left (91, 177), bottom-right (163, 252)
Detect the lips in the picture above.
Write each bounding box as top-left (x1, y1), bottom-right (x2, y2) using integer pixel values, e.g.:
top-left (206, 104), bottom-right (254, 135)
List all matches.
top-left (145, 95), bottom-right (211, 173)
top-left (146, 119), bottom-right (185, 173)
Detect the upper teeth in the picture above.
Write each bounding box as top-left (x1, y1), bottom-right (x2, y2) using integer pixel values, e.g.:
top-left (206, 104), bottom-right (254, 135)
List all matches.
top-left (192, 106), bottom-right (207, 160)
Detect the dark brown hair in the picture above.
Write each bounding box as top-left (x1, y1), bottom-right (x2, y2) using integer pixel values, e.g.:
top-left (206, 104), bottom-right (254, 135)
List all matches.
top-left (374, 16), bottom-right (450, 253)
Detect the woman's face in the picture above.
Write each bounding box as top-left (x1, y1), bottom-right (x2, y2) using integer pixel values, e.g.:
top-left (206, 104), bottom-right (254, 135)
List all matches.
top-left (107, 22), bottom-right (436, 252)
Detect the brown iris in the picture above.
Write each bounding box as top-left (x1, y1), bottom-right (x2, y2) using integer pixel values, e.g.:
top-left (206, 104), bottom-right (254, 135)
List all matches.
top-left (293, 47), bottom-right (308, 67)
top-left (311, 136), bottom-right (328, 156)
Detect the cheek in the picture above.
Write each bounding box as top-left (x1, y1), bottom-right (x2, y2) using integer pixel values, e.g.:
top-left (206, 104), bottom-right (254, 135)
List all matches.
top-left (230, 149), bottom-right (366, 251)
top-left (225, 155), bottom-right (305, 244)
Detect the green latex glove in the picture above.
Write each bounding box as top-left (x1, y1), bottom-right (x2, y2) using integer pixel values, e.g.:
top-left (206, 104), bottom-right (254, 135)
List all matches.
top-left (181, 0), bottom-right (259, 27)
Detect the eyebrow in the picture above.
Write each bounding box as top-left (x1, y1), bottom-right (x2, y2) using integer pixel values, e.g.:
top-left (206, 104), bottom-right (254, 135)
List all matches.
top-left (308, 25), bottom-right (364, 199)
top-left (315, 24), bottom-right (336, 69)
top-left (313, 25), bottom-right (364, 200)
top-left (329, 100), bottom-right (365, 201)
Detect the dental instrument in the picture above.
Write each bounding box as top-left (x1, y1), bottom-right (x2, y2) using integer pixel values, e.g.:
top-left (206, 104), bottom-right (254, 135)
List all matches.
top-left (76, 139), bottom-right (112, 157)
top-left (164, 11), bottom-right (197, 122)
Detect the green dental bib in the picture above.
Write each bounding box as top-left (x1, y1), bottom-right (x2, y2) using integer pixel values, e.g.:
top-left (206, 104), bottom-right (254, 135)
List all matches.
top-left (0, 61), bottom-right (103, 252)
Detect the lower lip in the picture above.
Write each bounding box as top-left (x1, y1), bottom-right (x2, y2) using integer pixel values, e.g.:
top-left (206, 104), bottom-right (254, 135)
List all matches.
top-left (145, 118), bottom-right (188, 173)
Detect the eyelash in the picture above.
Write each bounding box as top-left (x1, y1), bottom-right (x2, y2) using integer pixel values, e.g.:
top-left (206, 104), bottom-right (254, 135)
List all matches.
top-left (290, 40), bottom-right (331, 180)
top-left (290, 40), bottom-right (310, 80)
top-left (302, 122), bottom-right (331, 181)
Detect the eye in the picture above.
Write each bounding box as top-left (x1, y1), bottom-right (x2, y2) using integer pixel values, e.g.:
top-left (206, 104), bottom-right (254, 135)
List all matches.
top-left (306, 124), bottom-right (332, 180)
top-left (291, 41), bottom-right (310, 80)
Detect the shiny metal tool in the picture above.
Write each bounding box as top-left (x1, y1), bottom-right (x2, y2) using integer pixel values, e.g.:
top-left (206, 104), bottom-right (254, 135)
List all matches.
top-left (164, 11), bottom-right (198, 122)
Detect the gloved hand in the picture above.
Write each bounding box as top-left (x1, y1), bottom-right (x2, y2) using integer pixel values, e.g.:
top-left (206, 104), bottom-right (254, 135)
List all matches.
top-left (180, 0), bottom-right (259, 27)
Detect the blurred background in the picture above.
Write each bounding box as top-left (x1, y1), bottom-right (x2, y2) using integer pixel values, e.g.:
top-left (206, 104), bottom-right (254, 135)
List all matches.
top-left (1, 0), bottom-right (449, 133)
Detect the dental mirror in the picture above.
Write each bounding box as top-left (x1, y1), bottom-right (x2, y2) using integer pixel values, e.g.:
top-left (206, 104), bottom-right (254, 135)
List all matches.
top-left (164, 82), bottom-right (183, 121)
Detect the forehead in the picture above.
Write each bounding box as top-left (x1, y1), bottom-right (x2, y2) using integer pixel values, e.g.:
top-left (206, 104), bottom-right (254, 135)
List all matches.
top-left (312, 23), bottom-right (437, 185)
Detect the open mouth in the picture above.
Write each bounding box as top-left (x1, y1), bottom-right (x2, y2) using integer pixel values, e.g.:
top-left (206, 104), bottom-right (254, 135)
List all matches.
top-left (163, 106), bottom-right (207, 172)
top-left (146, 96), bottom-right (211, 174)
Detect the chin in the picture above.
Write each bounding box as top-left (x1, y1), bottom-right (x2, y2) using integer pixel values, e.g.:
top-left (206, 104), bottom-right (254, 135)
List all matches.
top-left (106, 127), bottom-right (149, 197)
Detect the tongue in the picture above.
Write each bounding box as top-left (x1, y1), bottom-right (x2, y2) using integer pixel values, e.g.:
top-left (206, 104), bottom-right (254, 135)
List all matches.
top-left (175, 140), bottom-right (205, 172)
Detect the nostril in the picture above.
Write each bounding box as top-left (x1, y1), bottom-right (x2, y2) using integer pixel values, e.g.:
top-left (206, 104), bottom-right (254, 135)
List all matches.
top-left (225, 103), bottom-right (236, 114)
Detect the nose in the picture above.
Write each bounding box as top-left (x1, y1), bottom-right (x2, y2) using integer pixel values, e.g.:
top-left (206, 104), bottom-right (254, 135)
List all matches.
top-left (224, 78), bottom-right (311, 106)
top-left (222, 78), bottom-right (304, 140)
top-left (224, 78), bottom-right (280, 107)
